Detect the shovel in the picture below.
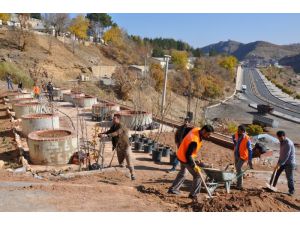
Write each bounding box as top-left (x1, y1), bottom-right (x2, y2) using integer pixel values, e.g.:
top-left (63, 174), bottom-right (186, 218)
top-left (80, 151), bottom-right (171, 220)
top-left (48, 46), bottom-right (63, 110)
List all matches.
top-left (265, 167), bottom-right (278, 192)
top-left (197, 169), bottom-right (213, 198)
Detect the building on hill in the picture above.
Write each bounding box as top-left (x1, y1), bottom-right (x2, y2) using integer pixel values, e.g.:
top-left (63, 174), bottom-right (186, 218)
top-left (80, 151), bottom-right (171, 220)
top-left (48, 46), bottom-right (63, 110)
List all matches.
top-left (128, 65), bottom-right (149, 76)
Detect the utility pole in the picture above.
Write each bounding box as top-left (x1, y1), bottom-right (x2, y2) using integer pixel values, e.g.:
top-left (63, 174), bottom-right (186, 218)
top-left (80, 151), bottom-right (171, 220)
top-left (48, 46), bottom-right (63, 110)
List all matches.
top-left (161, 55), bottom-right (171, 115)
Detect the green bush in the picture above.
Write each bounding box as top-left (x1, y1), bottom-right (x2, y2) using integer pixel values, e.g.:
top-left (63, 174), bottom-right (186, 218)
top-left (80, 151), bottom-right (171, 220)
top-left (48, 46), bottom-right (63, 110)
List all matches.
top-left (295, 93), bottom-right (300, 99)
top-left (246, 124), bottom-right (263, 136)
top-left (0, 62), bottom-right (34, 88)
top-left (227, 122), bottom-right (238, 134)
top-left (281, 87), bottom-right (294, 95)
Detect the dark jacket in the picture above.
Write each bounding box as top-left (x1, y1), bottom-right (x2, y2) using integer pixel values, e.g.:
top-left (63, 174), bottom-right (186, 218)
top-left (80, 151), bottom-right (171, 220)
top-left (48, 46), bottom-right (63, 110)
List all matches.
top-left (175, 125), bottom-right (193, 148)
top-left (47, 83), bottom-right (54, 93)
top-left (105, 123), bottom-right (130, 150)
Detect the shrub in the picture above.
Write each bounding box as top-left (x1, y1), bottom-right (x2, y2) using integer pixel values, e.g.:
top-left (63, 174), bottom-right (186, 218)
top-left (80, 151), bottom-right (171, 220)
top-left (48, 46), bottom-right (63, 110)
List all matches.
top-left (295, 93), bottom-right (300, 99)
top-left (227, 122), bottom-right (238, 134)
top-left (281, 87), bottom-right (294, 95)
top-left (246, 124), bottom-right (263, 136)
top-left (149, 63), bottom-right (164, 92)
top-left (0, 62), bottom-right (34, 88)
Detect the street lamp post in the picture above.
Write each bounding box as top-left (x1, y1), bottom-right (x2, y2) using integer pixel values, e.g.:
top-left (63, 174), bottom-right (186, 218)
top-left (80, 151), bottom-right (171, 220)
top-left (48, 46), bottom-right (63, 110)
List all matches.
top-left (161, 55), bottom-right (171, 115)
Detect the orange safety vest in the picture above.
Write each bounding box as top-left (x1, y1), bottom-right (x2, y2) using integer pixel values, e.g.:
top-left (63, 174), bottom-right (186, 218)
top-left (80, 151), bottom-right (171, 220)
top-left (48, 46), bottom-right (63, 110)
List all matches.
top-left (234, 132), bottom-right (250, 161)
top-left (177, 127), bottom-right (202, 163)
top-left (33, 86), bottom-right (40, 95)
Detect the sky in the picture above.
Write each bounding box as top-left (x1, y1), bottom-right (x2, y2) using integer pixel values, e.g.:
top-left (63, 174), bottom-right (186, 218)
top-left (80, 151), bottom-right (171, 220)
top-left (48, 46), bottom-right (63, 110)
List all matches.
top-left (108, 14), bottom-right (300, 48)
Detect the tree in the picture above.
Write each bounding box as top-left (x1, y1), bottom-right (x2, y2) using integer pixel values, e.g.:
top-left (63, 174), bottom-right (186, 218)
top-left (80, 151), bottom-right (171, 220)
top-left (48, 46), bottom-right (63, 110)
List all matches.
top-left (43, 13), bottom-right (69, 37)
top-left (197, 75), bottom-right (224, 99)
top-left (152, 48), bottom-right (165, 57)
top-left (0, 13), bottom-right (11, 23)
top-left (14, 13), bottom-right (33, 51)
top-left (68, 15), bottom-right (89, 40)
top-left (30, 13), bottom-right (41, 20)
top-left (219, 55), bottom-right (238, 79)
top-left (86, 13), bottom-right (113, 28)
top-left (112, 67), bottom-right (137, 101)
top-left (150, 63), bottom-right (164, 92)
top-left (171, 50), bottom-right (188, 70)
top-left (103, 26), bottom-right (124, 48)
top-left (192, 48), bottom-right (204, 57)
top-left (42, 14), bottom-right (56, 54)
top-left (209, 48), bottom-right (218, 57)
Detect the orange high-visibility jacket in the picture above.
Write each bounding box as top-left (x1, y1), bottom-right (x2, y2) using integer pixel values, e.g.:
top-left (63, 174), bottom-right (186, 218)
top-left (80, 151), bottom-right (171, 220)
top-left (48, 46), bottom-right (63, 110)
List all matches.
top-left (33, 86), bottom-right (40, 95)
top-left (177, 127), bottom-right (202, 163)
top-left (234, 132), bottom-right (250, 161)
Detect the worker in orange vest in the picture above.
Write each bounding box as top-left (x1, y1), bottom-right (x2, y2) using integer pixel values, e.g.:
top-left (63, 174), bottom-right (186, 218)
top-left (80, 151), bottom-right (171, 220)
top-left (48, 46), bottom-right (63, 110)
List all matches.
top-left (232, 125), bottom-right (253, 190)
top-left (168, 125), bottom-right (214, 199)
top-left (33, 83), bottom-right (41, 99)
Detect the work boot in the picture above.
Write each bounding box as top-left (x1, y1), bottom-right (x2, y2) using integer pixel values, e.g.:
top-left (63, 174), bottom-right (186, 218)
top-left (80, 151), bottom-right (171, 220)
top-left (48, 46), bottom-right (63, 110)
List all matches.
top-left (288, 191), bottom-right (295, 196)
top-left (167, 189), bottom-right (180, 195)
top-left (131, 174), bottom-right (136, 181)
top-left (236, 186), bottom-right (244, 191)
top-left (188, 194), bottom-right (198, 201)
top-left (167, 167), bottom-right (176, 173)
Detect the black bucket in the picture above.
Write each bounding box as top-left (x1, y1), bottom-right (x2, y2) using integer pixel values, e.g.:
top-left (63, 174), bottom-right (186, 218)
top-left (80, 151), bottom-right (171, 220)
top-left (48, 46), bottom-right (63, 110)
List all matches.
top-left (152, 150), bottom-right (162, 162)
top-left (143, 138), bottom-right (150, 144)
top-left (162, 146), bottom-right (171, 157)
top-left (169, 152), bottom-right (177, 165)
top-left (143, 144), bottom-right (152, 153)
top-left (134, 141), bottom-right (143, 151)
top-left (152, 141), bottom-right (158, 150)
top-left (131, 134), bottom-right (140, 142)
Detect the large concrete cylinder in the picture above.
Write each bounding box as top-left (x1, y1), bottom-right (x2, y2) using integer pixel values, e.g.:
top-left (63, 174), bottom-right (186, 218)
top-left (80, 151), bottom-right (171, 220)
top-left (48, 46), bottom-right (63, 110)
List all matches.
top-left (73, 95), bottom-right (97, 108)
top-left (12, 102), bottom-right (42, 119)
top-left (7, 92), bottom-right (32, 101)
top-left (118, 110), bottom-right (153, 129)
top-left (21, 113), bottom-right (60, 136)
top-left (28, 129), bottom-right (77, 165)
top-left (9, 98), bottom-right (37, 105)
top-left (63, 92), bottom-right (85, 103)
top-left (92, 102), bottom-right (120, 119)
top-left (53, 88), bottom-right (71, 100)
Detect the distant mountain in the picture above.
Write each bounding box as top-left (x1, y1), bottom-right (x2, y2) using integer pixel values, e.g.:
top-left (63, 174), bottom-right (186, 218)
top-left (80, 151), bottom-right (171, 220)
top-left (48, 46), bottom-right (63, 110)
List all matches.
top-left (201, 40), bottom-right (243, 55)
top-left (201, 40), bottom-right (300, 61)
top-left (279, 54), bottom-right (300, 73)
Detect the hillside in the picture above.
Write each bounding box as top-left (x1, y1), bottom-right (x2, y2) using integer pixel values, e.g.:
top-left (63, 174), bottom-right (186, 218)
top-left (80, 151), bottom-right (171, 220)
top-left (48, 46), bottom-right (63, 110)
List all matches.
top-left (279, 54), bottom-right (300, 73)
top-left (201, 40), bottom-right (300, 61)
top-left (0, 28), bottom-right (118, 83)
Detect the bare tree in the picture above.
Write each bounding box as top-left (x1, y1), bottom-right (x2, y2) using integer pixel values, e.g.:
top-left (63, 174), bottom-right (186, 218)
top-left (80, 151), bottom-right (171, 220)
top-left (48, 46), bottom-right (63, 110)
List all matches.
top-left (43, 13), bottom-right (69, 37)
top-left (11, 13), bottom-right (34, 51)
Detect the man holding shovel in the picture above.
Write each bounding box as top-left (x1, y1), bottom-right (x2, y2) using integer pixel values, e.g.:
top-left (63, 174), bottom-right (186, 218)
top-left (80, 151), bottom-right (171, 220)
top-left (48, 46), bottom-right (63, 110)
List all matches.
top-left (98, 114), bottom-right (136, 180)
top-left (271, 131), bottom-right (296, 196)
top-left (232, 125), bottom-right (253, 190)
top-left (168, 125), bottom-right (214, 199)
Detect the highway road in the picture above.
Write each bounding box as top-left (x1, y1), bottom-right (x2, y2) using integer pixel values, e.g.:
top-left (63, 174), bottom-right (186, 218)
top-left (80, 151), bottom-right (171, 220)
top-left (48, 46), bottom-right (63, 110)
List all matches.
top-left (242, 67), bottom-right (300, 119)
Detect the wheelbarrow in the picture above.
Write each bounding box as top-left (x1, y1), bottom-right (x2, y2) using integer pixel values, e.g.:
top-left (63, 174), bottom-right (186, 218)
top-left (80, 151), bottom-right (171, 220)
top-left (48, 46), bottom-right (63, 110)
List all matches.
top-left (203, 166), bottom-right (248, 194)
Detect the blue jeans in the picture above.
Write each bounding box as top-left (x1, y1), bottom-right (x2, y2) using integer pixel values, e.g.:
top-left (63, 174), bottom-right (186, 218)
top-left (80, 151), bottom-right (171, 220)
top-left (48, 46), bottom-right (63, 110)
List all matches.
top-left (273, 164), bottom-right (296, 194)
top-left (171, 157), bottom-right (179, 169)
top-left (7, 81), bottom-right (13, 90)
top-left (235, 158), bottom-right (245, 188)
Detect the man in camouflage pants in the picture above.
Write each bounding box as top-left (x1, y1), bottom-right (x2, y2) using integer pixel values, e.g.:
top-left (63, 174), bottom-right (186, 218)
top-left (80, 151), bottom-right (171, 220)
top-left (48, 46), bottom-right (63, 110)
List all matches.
top-left (99, 114), bottom-right (136, 180)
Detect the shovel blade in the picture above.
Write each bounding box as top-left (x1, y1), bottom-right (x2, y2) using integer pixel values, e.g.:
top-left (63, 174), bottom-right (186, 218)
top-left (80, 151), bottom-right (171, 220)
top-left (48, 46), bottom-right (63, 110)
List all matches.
top-left (265, 183), bottom-right (277, 192)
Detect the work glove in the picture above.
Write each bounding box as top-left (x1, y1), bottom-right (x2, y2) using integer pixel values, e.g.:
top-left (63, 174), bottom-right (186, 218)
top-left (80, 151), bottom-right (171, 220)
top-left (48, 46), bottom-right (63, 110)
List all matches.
top-left (193, 165), bottom-right (201, 174)
top-left (275, 163), bottom-right (280, 170)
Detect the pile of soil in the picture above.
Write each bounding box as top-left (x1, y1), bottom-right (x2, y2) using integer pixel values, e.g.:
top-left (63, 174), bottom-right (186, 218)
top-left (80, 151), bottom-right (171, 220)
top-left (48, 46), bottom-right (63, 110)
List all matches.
top-left (193, 189), bottom-right (300, 212)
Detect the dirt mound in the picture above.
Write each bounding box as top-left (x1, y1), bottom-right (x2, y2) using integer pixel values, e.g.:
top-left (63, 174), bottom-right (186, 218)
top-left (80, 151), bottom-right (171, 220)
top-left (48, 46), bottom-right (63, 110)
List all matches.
top-left (137, 184), bottom-right (300, 212)
top-left (191, 189), bottom-right (300, 212)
